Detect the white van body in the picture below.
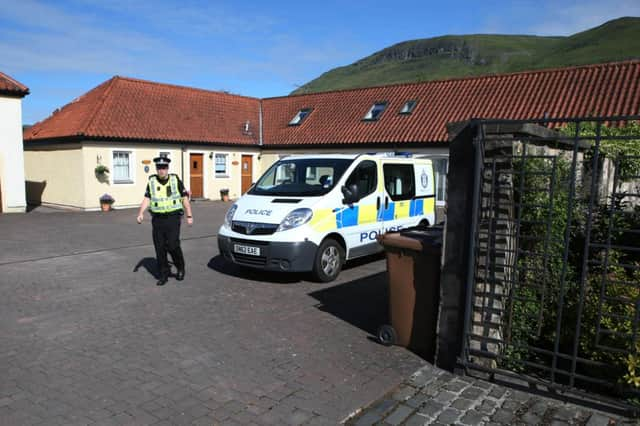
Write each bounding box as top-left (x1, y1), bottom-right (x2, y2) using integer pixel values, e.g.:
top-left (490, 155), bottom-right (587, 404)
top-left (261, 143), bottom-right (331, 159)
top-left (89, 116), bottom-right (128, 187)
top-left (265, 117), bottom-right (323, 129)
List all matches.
top-left (217, 153), bottom-right (436, 281)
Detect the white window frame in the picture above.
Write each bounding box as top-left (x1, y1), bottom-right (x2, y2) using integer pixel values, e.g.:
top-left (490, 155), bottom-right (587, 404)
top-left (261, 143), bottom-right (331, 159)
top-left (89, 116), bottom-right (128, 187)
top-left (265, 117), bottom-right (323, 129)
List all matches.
top-left (363, 102), bottom-right (388, 121)
top-left (214, 152), bottom-right (230, 178)
top-left (111, 149), bottom-right (136, 185)
top-left (432, 157), bottom-right (448, 206)
top-left (399, 100), bottom-right (417, 114)
top-left (289, 108), bottom-right (312, 126)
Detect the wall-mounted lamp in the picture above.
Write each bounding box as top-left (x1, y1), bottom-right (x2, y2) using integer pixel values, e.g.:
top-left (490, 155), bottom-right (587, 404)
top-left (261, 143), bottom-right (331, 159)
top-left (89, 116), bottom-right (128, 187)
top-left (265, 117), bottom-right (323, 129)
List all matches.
top-left (209, 152), bottom-right (214, 159)
top-left (96, 154), bottom-right (102, 164)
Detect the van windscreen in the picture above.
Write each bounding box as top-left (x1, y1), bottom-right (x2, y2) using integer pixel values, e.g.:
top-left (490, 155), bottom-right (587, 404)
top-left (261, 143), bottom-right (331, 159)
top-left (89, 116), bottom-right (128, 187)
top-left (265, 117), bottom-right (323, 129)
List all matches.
top-left (249, 158), bottom-right (353, 196)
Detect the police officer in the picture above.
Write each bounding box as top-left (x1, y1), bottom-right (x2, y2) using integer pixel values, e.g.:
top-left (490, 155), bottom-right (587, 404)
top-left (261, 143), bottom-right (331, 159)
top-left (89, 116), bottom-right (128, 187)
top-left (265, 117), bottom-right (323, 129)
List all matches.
top-left (136, 156), bottom-right (193, 285)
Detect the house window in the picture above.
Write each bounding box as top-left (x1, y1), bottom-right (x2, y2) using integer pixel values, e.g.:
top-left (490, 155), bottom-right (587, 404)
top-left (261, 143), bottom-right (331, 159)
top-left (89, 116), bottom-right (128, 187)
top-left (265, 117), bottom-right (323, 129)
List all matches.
top-left (215, 153), bottom-right (228, 177)
top-left (433, 158), bottom-right (448, 204)
top-left (113, 151), bottom-right (133, 183)
top-left (159, 151), bottom-right (170, 159)
top-left (289, 108), bottom-right (312, 126)
top-left (363, 102), bottom-right (387, 121)
top-left (399, 100), bottom-right (417, 114)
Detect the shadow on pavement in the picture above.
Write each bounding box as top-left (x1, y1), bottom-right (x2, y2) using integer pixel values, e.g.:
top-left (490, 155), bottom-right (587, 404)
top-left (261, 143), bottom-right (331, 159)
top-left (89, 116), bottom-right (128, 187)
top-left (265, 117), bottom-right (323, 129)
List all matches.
top-left (207, 255), bottom-right (305, 284)
top-left (309, 271), bottom-right (389, 337)
top-left (133, 257), bottom-right (160, 279)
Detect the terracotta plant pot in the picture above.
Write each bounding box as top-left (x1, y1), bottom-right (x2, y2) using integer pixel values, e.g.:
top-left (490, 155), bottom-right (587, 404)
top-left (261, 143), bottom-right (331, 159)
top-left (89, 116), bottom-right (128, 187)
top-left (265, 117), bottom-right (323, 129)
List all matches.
top-left (222, 194), bottom-right (230, 202)
top-left (100, 203), bottom-right (111, 212)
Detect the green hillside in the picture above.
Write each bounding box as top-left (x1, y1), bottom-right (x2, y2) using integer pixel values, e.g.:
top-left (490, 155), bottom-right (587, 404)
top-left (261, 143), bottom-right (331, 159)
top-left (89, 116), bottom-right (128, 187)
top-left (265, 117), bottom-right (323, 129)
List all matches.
top-left (293, 17), bottom-right (640, 94)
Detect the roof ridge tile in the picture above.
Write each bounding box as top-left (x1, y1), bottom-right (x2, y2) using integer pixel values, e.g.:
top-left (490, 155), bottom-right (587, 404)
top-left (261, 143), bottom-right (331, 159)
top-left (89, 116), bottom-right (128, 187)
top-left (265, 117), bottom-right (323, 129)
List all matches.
top-left (110, 75), bottom-right (260, 101)
top-left (267, 60), bottom-right (640, 100)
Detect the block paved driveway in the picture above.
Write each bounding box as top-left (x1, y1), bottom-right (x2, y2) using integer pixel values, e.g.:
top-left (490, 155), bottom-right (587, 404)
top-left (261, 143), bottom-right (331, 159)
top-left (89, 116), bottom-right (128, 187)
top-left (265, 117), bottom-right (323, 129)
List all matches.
top-left (0, 201), bottom-right (425, 425)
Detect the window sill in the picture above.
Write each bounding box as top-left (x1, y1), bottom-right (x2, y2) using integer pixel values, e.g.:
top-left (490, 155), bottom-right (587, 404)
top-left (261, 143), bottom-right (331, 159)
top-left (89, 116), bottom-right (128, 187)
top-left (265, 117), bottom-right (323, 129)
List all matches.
top-left (215, 174), bottom-right (230, 178)
top-left (114, 180), bottom-right (134, 184)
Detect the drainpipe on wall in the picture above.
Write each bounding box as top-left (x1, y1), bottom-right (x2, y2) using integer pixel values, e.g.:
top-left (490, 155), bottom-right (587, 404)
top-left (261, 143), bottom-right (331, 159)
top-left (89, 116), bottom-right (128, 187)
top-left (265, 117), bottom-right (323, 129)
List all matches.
top-left (259, 100), bottom-right (263, 147)
top-left (181, 145), bottom-right (186, 183)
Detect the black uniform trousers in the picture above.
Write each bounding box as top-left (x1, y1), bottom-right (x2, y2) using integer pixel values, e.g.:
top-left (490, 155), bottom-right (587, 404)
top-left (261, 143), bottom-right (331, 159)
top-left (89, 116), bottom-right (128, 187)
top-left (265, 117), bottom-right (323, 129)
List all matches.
top-left (151, 213), bottom-right (185, 278)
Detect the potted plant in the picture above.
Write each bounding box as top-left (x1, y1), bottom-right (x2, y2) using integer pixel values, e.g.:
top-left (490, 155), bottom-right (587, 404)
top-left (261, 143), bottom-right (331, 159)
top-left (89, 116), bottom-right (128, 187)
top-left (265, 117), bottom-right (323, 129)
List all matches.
top-left (99, 193), bottom-right (115, 211)
top-left (220, 188), bottom-right (230, 202)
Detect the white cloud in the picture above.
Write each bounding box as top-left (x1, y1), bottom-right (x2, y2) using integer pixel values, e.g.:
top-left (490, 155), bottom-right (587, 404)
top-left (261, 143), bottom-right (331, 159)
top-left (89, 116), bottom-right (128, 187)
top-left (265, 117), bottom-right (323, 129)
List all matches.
top-left (480, 0), bottom-right (640, 36)
top-left (528, 0), bottom-right (640, 35)
top-left (0, 0), bottom-right (355, 85)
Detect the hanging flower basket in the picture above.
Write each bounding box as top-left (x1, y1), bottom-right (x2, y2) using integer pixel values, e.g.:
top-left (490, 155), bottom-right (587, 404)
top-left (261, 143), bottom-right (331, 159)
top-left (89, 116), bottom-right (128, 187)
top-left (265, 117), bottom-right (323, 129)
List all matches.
top-left (95, 164), bottom-right (110, 175)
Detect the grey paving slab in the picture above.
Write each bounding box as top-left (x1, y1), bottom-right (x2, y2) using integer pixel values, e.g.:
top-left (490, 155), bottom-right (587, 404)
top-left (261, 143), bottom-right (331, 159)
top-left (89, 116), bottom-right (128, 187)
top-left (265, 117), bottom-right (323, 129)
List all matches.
top-left (347, 362), bottom-right (635, 425)
top-left (0, 202), bottom-right (425, 425)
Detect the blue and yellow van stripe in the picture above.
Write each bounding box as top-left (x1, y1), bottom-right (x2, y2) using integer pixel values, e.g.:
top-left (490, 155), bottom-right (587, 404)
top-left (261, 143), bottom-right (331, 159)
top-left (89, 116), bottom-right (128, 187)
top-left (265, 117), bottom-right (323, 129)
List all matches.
top-left (310, 196), bottom-right (434, 231)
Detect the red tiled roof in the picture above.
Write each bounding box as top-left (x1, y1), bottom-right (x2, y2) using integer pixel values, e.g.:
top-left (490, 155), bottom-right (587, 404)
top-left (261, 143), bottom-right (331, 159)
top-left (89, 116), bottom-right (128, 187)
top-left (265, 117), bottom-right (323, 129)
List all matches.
top-left (24, 61), bottom-right (640, 146)
top-left (0, 72), bottom-right (29, 97)
top-left (25, 76), bottom-right (260, 145)
top-left (262, 60), bottom-right (640, 145)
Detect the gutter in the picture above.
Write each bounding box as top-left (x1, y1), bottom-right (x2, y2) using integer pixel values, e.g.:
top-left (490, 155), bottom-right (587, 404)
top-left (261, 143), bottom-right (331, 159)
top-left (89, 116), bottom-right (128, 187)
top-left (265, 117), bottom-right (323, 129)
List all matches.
top-left (181, 145), bottom-right (185, 183)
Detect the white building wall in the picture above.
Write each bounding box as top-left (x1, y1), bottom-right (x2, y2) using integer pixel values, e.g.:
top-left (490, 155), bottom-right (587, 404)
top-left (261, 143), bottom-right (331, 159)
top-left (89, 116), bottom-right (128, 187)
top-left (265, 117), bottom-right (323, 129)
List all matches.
top-left (0, 96), bottom-right (26, 212)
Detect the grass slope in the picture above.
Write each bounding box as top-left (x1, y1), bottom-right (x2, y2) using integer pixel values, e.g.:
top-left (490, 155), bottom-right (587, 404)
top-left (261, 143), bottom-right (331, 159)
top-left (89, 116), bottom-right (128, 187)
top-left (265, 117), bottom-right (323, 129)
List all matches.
top-left (293, 17), bottom-right (640, 94)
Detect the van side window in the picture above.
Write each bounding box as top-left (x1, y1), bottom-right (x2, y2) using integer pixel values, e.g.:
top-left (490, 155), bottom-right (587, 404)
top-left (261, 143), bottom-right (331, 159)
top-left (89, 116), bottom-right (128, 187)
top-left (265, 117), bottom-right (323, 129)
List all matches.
top-left (383, 164), bottom-right (415, 201)
top-left (345, 160), bottom-right (377, 199)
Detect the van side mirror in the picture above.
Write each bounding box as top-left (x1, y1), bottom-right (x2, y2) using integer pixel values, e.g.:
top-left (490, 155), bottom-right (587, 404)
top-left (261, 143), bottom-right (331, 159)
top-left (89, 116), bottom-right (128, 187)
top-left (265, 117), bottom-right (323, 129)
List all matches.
top-left (341, 184), bottom-right (360, 204)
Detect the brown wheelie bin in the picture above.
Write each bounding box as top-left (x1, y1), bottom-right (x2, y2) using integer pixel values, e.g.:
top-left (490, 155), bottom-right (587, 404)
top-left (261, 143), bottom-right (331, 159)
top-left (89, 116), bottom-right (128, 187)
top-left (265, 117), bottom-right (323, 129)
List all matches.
top-left (376, 226), bottom-right (443, 362)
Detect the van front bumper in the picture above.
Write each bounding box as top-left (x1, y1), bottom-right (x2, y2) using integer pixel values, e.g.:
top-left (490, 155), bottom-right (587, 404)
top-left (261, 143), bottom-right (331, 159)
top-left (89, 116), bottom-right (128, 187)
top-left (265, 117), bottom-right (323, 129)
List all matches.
top-left (217, 235), bottom-right (318, 272)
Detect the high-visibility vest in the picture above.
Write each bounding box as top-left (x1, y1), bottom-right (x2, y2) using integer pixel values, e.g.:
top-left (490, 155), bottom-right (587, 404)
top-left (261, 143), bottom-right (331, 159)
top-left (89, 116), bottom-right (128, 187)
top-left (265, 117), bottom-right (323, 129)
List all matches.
top-left (148, 175), bottom-right (183, 214)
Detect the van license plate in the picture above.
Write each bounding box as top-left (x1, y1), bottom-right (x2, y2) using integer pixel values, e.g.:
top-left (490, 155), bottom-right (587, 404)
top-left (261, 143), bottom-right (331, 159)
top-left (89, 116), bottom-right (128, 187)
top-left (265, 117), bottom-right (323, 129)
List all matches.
top-left (234, 244), bottom-right (261, 256)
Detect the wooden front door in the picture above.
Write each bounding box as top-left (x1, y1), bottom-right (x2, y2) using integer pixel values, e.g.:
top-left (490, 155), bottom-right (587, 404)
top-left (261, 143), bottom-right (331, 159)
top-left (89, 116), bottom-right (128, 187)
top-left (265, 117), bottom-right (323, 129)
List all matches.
top-left (190, 154), bottom-right (203, 198)
top-left (241, 155), bottom-right (253, 194)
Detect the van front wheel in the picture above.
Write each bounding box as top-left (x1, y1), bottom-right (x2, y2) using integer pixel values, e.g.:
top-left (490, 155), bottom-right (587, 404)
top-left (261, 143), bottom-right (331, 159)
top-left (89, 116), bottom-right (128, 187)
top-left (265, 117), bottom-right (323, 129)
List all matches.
top-left (312, 238), bottom-right (344, 282)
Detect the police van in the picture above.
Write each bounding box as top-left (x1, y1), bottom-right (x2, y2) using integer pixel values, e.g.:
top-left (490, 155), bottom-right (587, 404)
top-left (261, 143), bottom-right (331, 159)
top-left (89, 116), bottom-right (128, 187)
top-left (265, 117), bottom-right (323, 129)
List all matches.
top-left (217, 153), bottom-right (435, 282)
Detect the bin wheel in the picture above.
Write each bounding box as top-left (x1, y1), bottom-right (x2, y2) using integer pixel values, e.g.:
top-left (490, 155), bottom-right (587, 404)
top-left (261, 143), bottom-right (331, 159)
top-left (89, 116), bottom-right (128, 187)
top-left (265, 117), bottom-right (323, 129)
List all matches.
top-left (377, 325), bottom-right (397, 346)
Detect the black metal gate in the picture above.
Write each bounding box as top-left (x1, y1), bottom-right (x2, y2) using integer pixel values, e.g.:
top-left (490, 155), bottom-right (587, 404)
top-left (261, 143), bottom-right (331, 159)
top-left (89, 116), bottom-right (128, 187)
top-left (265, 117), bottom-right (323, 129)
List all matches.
top-left (457, 116), bottom-right (640, 414)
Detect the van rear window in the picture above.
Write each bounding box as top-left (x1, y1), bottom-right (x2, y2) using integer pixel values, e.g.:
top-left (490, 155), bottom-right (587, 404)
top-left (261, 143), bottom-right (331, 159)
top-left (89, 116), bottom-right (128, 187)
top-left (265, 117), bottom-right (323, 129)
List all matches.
top-left (383, 164), bottom-right (415, 201)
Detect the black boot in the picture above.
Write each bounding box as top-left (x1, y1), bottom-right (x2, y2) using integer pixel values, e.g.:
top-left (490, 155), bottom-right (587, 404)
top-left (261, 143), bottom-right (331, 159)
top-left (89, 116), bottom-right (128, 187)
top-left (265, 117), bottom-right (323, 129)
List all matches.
top-left (171, 247), bottom-right (186, 281)
top-left (157, 275), bottom-right (168, 286)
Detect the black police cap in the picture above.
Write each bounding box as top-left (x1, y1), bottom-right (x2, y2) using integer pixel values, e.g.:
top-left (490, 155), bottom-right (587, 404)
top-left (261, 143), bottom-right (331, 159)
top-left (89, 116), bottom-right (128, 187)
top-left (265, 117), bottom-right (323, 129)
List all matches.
top-left (153, 157), bottom-right (171, 166)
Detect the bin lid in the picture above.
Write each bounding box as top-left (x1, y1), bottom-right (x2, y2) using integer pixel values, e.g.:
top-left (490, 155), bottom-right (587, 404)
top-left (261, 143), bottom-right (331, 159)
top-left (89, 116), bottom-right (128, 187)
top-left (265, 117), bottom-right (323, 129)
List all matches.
top-left (377, 226), bottom-right (443, 253)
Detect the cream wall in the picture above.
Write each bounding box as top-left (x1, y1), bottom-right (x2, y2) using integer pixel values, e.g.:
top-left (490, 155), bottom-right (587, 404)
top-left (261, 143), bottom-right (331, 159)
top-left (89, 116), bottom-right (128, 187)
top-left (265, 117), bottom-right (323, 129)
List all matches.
top-left (83, 142), bottom-right (261, 209)
top-left (185, 147), bottom-right (260, 201)
top-left (24, 144), bottom-right (84, 209)
top-left (25, 142), bottom-right (449, 211)
top-left (257, 153), bottom-right (280, 177)
top-left (83, 142), bottom-right (183, 210)
top-left (0, 96), bottom-right (26, 212)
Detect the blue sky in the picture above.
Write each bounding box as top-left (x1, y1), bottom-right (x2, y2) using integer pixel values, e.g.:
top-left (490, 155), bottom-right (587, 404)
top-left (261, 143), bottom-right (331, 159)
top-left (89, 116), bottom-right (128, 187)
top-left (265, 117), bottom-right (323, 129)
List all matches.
top-left (1, 0), bottom-right (639, 124)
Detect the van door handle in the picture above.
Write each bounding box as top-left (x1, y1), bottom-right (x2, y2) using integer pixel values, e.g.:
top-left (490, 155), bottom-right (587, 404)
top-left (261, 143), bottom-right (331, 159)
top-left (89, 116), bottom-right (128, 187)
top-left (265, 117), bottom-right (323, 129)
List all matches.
top-left (385, 196), bottom-right (389, 209)
top-left (376, 197), bottom-right (381, 210)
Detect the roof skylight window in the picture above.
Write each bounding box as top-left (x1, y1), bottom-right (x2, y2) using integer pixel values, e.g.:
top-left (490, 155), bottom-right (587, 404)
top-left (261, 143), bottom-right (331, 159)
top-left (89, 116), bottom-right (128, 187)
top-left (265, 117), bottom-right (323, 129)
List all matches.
top-left (289, 108), bottom-right (312, 126)
top-left (399, 100), bottom-right (417, 114)
top-left (363, 102), bottom-right (387, 121)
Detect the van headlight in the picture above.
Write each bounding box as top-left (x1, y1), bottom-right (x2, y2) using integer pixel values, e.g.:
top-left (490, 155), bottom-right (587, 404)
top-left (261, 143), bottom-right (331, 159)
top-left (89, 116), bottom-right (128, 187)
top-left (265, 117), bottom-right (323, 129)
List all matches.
top-left (277, 208), bottom-right (313, 232)
top-left (224, 204), bottom-right (237, 228)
